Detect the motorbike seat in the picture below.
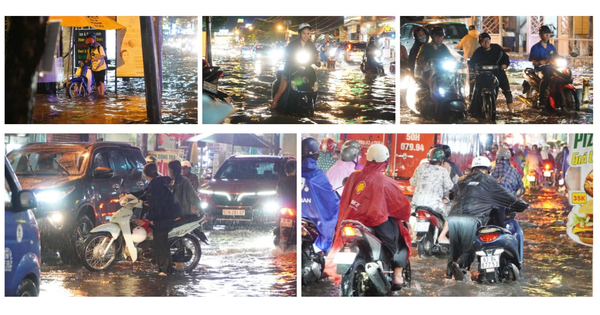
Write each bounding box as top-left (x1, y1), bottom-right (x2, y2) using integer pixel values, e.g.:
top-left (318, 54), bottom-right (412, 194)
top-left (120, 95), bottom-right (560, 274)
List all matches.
top-left (478, 225), bottom-right (512, 236)
top-left (415, 206), bottom-right (445, 222)
top-left (173, 214), bottom-right (203, 227)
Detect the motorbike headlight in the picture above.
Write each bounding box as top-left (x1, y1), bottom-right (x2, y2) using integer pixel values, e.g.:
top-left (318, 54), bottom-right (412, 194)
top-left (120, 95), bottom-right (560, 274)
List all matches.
top-left (438, 87), bottom-right (446, 96)
top-left (328, 49), bottom-right (337, 57)
top-left (374, 50), bottom-right (381, 57)
top-left (47, 211), bottom-right (64, 229)
top-left (442, 60), bottom-right (457, 71)
top-left (296, 50), bottom-right (310, 64)
top-left (556, 58), bottom-right (567, 68)
top-left (264, 201), bottom-right (279, 213)
top-left (201, 202), bottom-right (209, 209)
top-left (256, 53), bottom-right (262, 57)
top-left (35, 187), bottom-right (75, 204)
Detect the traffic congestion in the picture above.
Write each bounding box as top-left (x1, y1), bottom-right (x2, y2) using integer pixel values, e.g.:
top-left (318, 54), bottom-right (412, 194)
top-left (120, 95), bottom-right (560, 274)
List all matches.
top-left (4, 133), bottom-right (297, 296)
top-left (301, 133), bottom-right (593, 296)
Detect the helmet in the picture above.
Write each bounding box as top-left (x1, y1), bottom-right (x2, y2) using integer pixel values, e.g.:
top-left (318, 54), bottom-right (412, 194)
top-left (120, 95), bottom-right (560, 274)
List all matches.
top-left (366, 144), bottom-right (390, 163)
top-left (85, 33), bottom-right (96, 45)
top-left (432, 143), bottom-right (451, 158)
top-left (478, 32), bottom-right (491, 43)
top-left (471, 156), bottom-right (492, 170)
top-left (182, 161), bottom-right (192, 168)
top-left (298, 23), bottom-right (312, 32)
top-left (343, 140), bottom-right (361, 150)
top-left (539, 25), bottom-right (552, 35)
top-left (320, 138), bottom-right (335, 153)
top-left (302, 137), bottom-right (320, 159)
top-left (131, 226), bottom-right (148, 243)
top-left (496, 148), bottom-right (511, 160)
top-left (145, 155), bottom-right (157, 163)
top-left (341, 145), bottom-right (360, 162)
top-left (427, 147), bottom-right (445, 163)
top-left (430, 27), bottom-right (445, 38)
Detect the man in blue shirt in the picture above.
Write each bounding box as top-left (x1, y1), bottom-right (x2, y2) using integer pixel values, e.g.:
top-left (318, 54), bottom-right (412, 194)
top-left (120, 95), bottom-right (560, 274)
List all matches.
top-left (491, 148), bottom-right (524, 196)
top-left (529, 25), bottom-right (558, 109)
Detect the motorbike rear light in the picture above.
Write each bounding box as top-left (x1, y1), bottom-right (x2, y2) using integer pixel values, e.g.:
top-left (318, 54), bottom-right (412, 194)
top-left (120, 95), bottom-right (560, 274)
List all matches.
top-left (479, 233), bottom-right (500, 243)
top-left (346, 44), bottom-right (351, 51)
top-left (280, 207), bottom-right (295, 216)
top-left (342, 226), bottom-right (361, 238)
top-left (545, 164), bottom-right (551, 170)
top-left (416, 211), bottom-right (431, 220)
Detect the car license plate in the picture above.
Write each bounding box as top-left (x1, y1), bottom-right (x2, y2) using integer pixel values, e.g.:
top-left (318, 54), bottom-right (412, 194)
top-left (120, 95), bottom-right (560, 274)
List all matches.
top-left (527, 175), bottom-right (536, 182)
top-left (281, 218), bottom-right (293, 228)
top-left (333, 251), bottom-right (357, 265)
top-left (415, 221), bottom-right (430, 232)
top-left (480, 254), bottom-right (500, 269)
top-left (544, 171), bottom-right (552, 177)
top-left (356, 51), bottom-right (364, 56)
top-left (223, 209), bottom-right (245, 216)
top-left (203, 81), bottom-right (218, 94)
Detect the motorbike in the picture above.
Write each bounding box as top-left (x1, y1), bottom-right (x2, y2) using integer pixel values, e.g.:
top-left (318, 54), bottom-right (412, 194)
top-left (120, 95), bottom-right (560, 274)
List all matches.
top-left (202, 61), bottom-right (234, 124)
top-left (67, 60), bottom-right (94, 98)
top-left (415, 58), bottom-right (468, 123)
top-left (335, 219), bottom-right (411, 296)
top-left (301, 217), bottom-right (325, 285)
top-left (272, 49), bottom-right (319, 116)
top-left (274, 206), bottom-right (296, 252)
top-left (81, 193), bottom-right (208, 273)
top-left (414, 206), bottom-right (449, 257)
top-left (542, 163), bottom-right (554, 187)
top-left (521, 56), bottom-right (580, 112)
top-left (326, 48), bottom-right (338, 70)
top-left (475, 205), bottom-right (527, 283)
top-left (526, 170), bottom-right (539, 190)
top-left (471, 62), bottom-right (501, 123)
top-left (360, 50), bottom-right (385, 75)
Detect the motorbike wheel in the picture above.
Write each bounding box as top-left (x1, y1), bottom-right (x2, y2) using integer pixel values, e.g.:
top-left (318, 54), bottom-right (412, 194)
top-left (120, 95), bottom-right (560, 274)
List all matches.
top-left (340, 257), bottom-right (370, 297)
top-left (562, 89), bottom-right (579, 112)
top-left (82, 232), bottom-right (118, 272)
top-left (170, 235), bottom-right (201, 273)
top-left (60, 214), bottom-right (95, 265)
top-left (483, 94), bottom-right (496, 123)
top-left (67, 81), bottom-right (85, 98)
top-left (505, 263), bottom-right (520, 281)
top-left (403, 261), bottom-right (412, 288)
top-left (16, 278), bottom-right (38, 296)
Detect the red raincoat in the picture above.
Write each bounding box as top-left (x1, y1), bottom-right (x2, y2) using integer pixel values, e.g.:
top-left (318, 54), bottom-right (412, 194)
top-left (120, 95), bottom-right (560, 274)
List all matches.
top-left (324, 161), bottom-right (412, 284)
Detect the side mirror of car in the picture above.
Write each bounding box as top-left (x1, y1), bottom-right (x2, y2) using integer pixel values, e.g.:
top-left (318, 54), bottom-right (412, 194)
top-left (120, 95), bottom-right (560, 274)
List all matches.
top-left (18, 190), bottom-right (37, 211)
top-left (93, 166), bottom-right (114, 179)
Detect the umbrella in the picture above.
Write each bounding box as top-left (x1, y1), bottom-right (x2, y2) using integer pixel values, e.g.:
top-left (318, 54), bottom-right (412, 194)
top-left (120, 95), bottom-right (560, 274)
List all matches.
top-left (48, 16), bottom-right (125, 30)
top-left (187, 134), bottom-right (277, 150)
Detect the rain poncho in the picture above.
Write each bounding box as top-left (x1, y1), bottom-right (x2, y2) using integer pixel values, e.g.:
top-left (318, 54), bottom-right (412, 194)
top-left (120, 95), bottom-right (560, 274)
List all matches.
top-left (450, 170), bottom-right (529, 225)
top-left (326, 159), bottom-right (357, 195)
top-left (525, 150), bottom-right (543, 180)
top-left (455, 29), bottom-right (480, 60)
top-left (302, 158), bottom-right (340, 253)
top-left (410, 162), bottom-right (453, 216)
top-left (317, 151), bottom-right (338, 173)
top-left (325, 162), bottom-right (412, 282)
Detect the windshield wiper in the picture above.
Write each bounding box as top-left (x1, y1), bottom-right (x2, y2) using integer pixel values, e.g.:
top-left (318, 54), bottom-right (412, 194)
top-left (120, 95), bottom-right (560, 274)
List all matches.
top-left (52, 157), bottom-right (71, 176)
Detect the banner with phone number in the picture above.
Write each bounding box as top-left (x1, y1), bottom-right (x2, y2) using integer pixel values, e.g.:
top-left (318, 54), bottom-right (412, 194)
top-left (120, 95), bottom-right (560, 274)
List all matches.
top-left (149, 150), bottom-right (185, 176)
top-left (565, 134), bottom-right (593, 247)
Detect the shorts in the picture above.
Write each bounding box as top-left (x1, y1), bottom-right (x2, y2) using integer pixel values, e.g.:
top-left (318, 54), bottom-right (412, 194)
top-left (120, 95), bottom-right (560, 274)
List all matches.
top-left (93, 70), bottom-right (106, 86)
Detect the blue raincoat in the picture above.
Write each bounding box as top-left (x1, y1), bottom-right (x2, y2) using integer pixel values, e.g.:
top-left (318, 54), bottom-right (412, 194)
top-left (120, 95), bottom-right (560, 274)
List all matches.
top-left (302, 157), bottom-right (340, 253)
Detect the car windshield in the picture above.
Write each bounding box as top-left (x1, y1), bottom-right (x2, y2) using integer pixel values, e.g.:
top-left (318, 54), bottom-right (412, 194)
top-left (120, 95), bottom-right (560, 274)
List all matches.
top-left (215, 160), bottom-right (283, 181)
top-left (7, 147), bottom-right (88, 176)
top-left (426, 24), bottom-right (468, 40)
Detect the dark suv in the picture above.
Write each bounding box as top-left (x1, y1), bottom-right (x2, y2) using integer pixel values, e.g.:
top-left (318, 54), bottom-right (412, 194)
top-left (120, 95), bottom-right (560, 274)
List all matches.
top-left (7, 142), bottom-right (147, 264)
top-left (199, 155), bottom-right (295, 226)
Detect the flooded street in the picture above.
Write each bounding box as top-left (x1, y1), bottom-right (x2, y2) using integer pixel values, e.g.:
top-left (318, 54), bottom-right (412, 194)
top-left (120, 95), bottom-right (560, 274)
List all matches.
top-left (39, 228), bottom-right (296, 297)
top-left (33, 45), bottom-right (198, 124)
top-left (213, 54), bottom-right (395, 124)
top-left (303, 187), bottom-right (593, 297)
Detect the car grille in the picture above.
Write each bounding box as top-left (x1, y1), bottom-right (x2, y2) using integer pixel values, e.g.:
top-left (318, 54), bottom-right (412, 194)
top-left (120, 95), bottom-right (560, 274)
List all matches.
top-left (211, 194), bottom-right (259, 207)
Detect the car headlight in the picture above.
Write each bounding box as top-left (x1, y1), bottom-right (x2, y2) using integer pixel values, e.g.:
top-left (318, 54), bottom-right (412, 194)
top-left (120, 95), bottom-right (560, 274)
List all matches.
top-left (35, 187), bottom-right (74, 204)
top-left (296, 50), bottom-right (310, 64)
top-left (201, 202), bottom-right (209, 209)
top-left (47, 211), bottom-right (64, 229)
top-left (264, 201), bottom-right (279, 213)
top-left (555, 58), bottom-right (567, 68)
top-left (442, 60), bottom-right (457, 71)
top-left (438, 87), bottom-right (446, 96)
top-left (199, 189), bottom-right (214, 195)
top-left (257, 190), bottom-right (277, 196)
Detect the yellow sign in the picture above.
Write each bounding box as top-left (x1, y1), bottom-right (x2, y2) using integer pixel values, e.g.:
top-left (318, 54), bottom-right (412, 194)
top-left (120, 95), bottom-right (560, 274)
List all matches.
top-left (116, 16), bottom-right (144, 78)
top-left (571, 192), bottom-right (587, 204)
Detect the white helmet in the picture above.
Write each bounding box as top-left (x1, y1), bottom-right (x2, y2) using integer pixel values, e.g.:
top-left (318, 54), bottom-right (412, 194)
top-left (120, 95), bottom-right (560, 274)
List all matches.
top-left (366, 144), bottom-right (390, 163)
top-left (182, 161), bottom-right (192, 168)
top-left (471, 156), bottom-right (492, 170)
top-left (298, 23), bottom-right (312, 32)
top-left (131, 226), bottom-right (148, 243)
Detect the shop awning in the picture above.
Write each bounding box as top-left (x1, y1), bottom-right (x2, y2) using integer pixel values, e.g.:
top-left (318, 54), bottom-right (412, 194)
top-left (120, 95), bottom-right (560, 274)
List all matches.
top-left (48, 16), bottom-right (125, 30)
top-left (187, 134), bottom-right (277, 149)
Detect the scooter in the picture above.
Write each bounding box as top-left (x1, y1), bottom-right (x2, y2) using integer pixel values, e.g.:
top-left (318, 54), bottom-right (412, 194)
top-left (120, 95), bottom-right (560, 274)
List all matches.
top-left (81, 193), bottom-right (208, 272)
top-left (335, 220), bottom-right (411, 296)
top-left (326, 48), bottom-right (338, 70)
top-left (301, 217), bottom-right (325, 285)
top-left (471, 62), bottom-right (501, 123)
top-left (542, 163), bottom-right (554, 187)
top-left (415, 58), bottom-right (468, 123)
top-left (360, 50), bottom-right (385, 75)
top-left (522, 56), bottom-right (580, 112)
top-left (272, 49), bottom-right (319, 116)
top-left (474, 204), bottom-right (528, 283)
top-left (414, 206), bottom-right (449, 257)
top-left (526, 170), bottom-right (539, 190)
top-left (274, 206), bottom-right (296, 252)
top-left (67, 60), bottom-right (94, 98)
top-left (202, 60), bottom-right (234, 123)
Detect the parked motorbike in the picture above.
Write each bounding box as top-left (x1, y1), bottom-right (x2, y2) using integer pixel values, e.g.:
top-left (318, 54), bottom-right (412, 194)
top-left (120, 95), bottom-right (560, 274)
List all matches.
top-left (326, 48), bottom-right (338, 70)
top-left (521, 56), bottom-right (580, 112)
top-left (335, 220), bottom-right (411, 296)
top-left (475, 204), bottom-right (528, 283)
top-left (272, 49), bottom-right (319, 116)
top-left (471, 62), bottom-right (501, 123)
top-left (274, 207), bottom-right (296, 252)
top-left (81, 193), bottom-right (207, 273)
top-left (67, 60), bottom-right (94, 98)
top-left (301, 218), bottom-right (325, 285)
top-left (415, 58), bottom-right (468, 123)
top-left (202, 61), bottom-right (234, 124)
top-left (414, 206), bottom-right (449, 257)
top-left (360, 50), bottom-right (385, 75)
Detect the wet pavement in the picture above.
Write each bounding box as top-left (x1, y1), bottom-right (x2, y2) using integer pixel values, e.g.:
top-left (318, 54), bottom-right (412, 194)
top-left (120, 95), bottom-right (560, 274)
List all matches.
top-left (211, 54), bottom-right (396, 124)
top-left (33, 44), bottom-right (198, 124)
top-left (39, 228), bottom-right (296, 297)
top-left (302, 187), bottom-right (593, 297)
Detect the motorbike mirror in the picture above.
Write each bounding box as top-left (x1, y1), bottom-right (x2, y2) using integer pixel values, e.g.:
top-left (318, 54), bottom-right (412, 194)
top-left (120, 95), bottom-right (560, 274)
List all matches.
top-left (342, 177), bottom-right (348, 186)
top-left (93, 166), bottom-right (114, 179)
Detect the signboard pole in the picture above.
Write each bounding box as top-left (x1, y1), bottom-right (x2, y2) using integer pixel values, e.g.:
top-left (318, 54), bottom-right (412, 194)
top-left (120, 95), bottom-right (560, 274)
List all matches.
top-left (115, 34), bottom-right (118, 95)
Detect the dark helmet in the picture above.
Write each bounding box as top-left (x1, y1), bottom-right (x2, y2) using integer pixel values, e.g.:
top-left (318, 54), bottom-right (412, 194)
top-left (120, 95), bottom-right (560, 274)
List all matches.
top-left (341, 145), bottom-right (360, 162)
top-left (143, 163), bottom-right (159, 178)
top-left (478, 32), bottom-right (491, 43)
top-left (496, 148), bottom-right (511, 160)
top-left (430, 26), bottom-right (445, 38)
top-left (343, 140), bottom-right (361, 150)
top-left (539, 25), bottom-right (552, 35)
top-left (427, 147), bottom-right (445, 163)
top-left (302, 137), bottom-right (320, 159)
top-left (431, 144), bottom-right (451, 158)
top-left (413, 27), bottom-right (430, 42)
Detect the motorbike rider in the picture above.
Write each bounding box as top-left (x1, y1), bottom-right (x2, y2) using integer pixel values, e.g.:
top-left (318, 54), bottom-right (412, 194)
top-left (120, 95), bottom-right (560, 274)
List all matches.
top-left (317, 137), bottom-right (338, 172)
top-left (555, 143), bottom-right (569, 182)
top-left (272, 23), bottom-right (320, 109)
top-left (410, 147), bottom-right (454, 243)
top-left (365, 36), bottom-right (380, 71)
top-left (525, 144), bottom-right (544, 183)
top-left (415, 27), bottom-right (453, 80)
top-left (455, 25), bottom-right (480, 60)
top-left (277, 160), bottom-right (297, 208)
top-left (332, 144), bottom-right (412, 288)
top-left (447, 156), bottom-right (529, 280)
top-left (181, 160), bottom-right (199, 193)
top-left (408, 27), bottom-right (430, 75)
top-left (168, 160), bottom-right (206, 219)
top-left (326, 141), bottom-right (360, 196)
top-left (85, 33), bottom-right (107, 96)
top-left (529, 25), bottom-right (558, 109)
top-left (433, 144), bottom-right (462, 187)
top-left (320, 41), bottom-right (330, 66)
top-left (491, 148), bottom-right (525, 196)
top-left (132, 163), bottom-right (181, 275)
top-left (301, 137), bottom-right (340, 254)
top-left (469, 32), bottom-right (514, 115)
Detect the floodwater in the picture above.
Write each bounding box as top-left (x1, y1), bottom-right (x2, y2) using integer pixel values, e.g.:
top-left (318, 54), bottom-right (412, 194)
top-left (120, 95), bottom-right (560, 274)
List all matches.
top-left (39, 228), bottom-right (296, 297)
top-left (211, 54), bottom-right (396, 124)
top-left (32, 45), bottom-right (198, 124)
top-left (302, 187), bottom-right (593, 297)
